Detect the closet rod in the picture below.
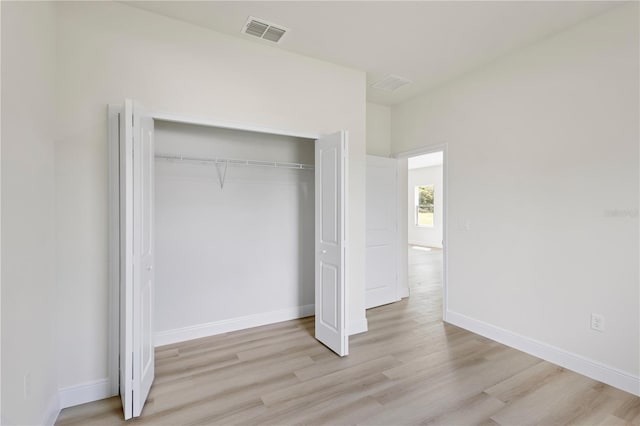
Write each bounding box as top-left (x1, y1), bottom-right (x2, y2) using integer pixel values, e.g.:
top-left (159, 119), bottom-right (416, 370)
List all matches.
top-left (154, 152), bottom-right (314, 170)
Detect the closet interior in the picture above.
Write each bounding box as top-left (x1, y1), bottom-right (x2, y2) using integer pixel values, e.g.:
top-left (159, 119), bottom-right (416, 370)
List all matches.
top-left (153, 120), bottom-right (316, 345)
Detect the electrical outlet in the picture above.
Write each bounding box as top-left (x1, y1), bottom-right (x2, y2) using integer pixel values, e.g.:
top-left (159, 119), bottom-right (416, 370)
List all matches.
top-left (591, 313), bottom-right (605, 332)
top-left (24, 372), bottom-right (31, 400)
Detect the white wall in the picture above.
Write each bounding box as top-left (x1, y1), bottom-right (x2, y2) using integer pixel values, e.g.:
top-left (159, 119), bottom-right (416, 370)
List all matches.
top-left (154, 122), bottom-right (315, 342)
top-left (392, 4), bottom-right (639, 389)
top-left (54, 1), bottom-right (366, 394)
top-left (1, 2), bottom-right (59, 424)
top-left (408, 165), bottom-right (443, 248)
top-left (366, 102), bottom-right (391, 156)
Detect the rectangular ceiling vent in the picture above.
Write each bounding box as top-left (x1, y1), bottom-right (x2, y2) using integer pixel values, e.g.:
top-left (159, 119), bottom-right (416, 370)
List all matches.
top-left (371, 75), bottom-right (413, 92)
top-left (242, 16), bottom-right (288, 44)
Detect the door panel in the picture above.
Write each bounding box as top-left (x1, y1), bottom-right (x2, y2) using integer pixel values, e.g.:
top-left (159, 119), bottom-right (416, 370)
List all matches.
top-left (119, 101), bottom-right (134, 420)
top-left (315, 131), bottom-right (348, 356)
top-left (321, 148), bottom-right (338, 244)
top-left (120, 100), bottom-right (155, 420)
top-left (321, 264), bottom-right (338, 330)
top-left (365, 155), bottom-right (399, 308)
top-left (133, 114), bottom-right (155, 417)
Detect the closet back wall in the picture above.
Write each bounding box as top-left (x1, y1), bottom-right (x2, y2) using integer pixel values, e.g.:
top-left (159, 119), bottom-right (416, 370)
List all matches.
top-left (154, 122), bottom-right (315, 345)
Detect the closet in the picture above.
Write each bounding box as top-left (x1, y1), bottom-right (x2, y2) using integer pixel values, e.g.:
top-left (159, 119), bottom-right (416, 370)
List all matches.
top-left (153, 121), bottom-right (316, 342)
top-left (108, 99), bottom-right (349, 420)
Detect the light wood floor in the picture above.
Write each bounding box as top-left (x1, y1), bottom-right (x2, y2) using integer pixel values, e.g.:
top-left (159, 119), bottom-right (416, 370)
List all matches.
top-left (57, 247), bottom-right (639, 425)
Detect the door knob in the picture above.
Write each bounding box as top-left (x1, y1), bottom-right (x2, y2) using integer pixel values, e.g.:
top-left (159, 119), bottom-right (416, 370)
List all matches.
top-left (321, 250), bottom-right (327, 254)
top-left (147, 265), bottom-right (153, 271)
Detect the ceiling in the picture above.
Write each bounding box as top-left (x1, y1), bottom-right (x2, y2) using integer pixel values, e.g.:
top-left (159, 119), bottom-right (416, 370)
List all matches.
top-left (125, 1), bottom-right (617, 105)
top-left (409, 152), bottom-right (443, 169)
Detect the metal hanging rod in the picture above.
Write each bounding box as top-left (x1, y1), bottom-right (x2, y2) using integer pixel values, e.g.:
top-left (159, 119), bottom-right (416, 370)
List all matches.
top-left (154, 152), bottom-right (314, 171)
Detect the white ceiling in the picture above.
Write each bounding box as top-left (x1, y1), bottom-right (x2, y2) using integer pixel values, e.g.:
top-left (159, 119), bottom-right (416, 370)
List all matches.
top-left (124, 1), bottom-right (617, 105)
top-left (409, 152), bottom-right (443, 169)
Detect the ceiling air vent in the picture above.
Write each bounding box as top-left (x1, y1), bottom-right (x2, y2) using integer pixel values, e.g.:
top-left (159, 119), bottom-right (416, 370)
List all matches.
top-left (371, 75), bottom-right (413, 92)
top-left (242, 16), bottom-right (288, 44)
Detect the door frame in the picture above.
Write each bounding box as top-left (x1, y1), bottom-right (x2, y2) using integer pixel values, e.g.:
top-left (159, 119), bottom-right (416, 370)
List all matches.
top-left (394, 143), bottom-right (449, 322)
top-left (107, 105), bottom-right (349, 396)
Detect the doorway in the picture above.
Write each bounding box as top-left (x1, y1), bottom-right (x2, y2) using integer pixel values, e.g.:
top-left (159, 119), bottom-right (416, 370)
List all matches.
top-left (397, 146), bottom-right (447, 321)
top-left (152, 120), bottom-right (316, 347)
top-left (108, 100), bottom-right (350, 420)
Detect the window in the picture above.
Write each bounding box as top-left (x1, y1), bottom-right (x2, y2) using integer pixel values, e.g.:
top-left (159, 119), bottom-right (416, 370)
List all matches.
top-left (415, 185), bottom-right (434, 227)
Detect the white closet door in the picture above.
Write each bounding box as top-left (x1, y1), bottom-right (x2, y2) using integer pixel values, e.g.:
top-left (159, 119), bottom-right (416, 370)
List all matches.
top-left (365, 155), bottom-right (399, 308)
top-left (315, 131), bottom-right (348, 357)
top-left (120, 99), bottom-right (155, 420)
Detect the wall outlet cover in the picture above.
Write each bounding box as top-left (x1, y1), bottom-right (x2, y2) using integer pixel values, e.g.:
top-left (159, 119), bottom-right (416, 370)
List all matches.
top-left (591, 313), bottom-right (605, 332)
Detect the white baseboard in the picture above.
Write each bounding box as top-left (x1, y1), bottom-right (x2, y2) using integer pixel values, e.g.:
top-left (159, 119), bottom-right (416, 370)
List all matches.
top-left (58, 378), bottom-right (115, 409)
top-left (446, 310), bottom-right (640, 396)
top-left (155, 304), bottom-right (315, 347)
top-left (349, 316), bottom-right (368, 335)
top-left (56, 304), bottom-right (367, 412)
top-left (43, 392), bottom-right (61, 426)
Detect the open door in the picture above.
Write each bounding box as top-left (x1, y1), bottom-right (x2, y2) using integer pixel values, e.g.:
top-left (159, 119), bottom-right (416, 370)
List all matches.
top-left (365, 155), bottom-right (399, 308)
top-left (120, 99), bottom-right (155, 419)
top-left (315, 131), bottom-right (349, 357)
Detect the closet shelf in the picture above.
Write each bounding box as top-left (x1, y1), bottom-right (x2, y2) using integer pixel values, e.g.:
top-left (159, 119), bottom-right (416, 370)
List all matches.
top-left (154, 153), bottom-right (314, 171)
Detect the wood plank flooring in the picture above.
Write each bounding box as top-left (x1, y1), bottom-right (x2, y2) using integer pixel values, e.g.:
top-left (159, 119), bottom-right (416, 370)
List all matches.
top-left (56, 247), bottom-right (639, 425)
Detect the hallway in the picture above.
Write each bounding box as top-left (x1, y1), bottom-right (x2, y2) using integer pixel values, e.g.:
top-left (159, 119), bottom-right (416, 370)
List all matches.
top-left (408, 245), bottom-right (443, 320)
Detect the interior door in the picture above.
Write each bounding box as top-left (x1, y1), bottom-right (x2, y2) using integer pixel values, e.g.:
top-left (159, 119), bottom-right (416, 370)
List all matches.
top-left (120, 99), bottom-right (155, 419)
top-left (315, 131), bottom-right (348, 356)
top-left (365, 155), bottom-right (399, 308)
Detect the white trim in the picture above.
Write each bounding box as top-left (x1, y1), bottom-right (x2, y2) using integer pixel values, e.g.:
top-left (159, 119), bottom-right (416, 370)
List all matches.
top-left (396, 158), bottom-right (409, 300)
top-left (446, 310), bottom-right (640, 396)
top-left (348, 317), bottom-right (368, 335)
top-left (151, 111), bottom-right (321, 140)
top-left (155, 304), bottom-right (315, 347)
top-left (59, 378), bottom-right (113, 410)
top-left (41, 392), bottom-right (60, 426)
top-left (394, 143), bottom-right (449, 321)
top-left (106, 105), bottom-right (121, 398)
top-left (395, 145), bottom-right (447, 159)
top-left (344, 133), bottom-right (352, 348)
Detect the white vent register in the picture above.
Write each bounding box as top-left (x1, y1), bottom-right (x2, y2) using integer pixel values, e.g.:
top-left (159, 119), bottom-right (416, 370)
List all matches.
top-left (242, 16), bottom-right (288, 43)
top-left (371, 75), bottom-right (413, 92)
